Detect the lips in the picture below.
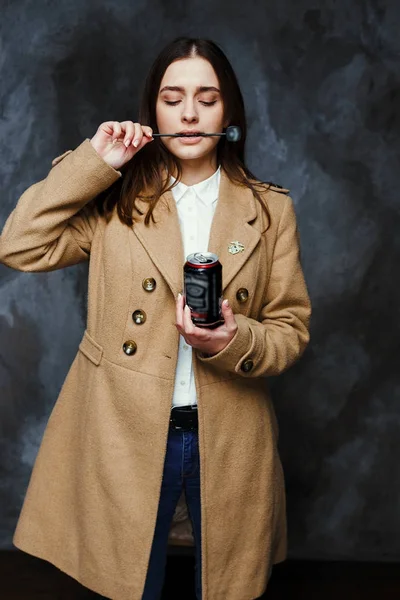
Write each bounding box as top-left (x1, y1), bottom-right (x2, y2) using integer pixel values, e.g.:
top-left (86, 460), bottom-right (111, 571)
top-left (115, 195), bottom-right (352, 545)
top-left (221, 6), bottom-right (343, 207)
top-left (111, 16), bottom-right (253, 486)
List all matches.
top-left (178, 130), bottom-right (203, 137)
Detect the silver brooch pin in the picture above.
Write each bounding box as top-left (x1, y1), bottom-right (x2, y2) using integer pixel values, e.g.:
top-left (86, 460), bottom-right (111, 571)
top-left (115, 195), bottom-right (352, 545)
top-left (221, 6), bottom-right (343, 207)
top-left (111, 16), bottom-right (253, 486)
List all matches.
top-left (228, 241), bottom-right (245, 255)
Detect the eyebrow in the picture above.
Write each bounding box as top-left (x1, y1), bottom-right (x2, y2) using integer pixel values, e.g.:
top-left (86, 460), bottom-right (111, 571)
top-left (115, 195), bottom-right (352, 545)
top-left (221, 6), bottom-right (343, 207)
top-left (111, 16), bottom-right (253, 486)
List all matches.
top-left (159, 85), bottom-right (221, 94)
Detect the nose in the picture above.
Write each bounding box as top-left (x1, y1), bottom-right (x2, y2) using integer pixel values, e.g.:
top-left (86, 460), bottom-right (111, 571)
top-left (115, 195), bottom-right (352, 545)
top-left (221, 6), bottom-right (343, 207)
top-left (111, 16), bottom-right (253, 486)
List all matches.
top-left (181, 98), bottom-right (199, 124)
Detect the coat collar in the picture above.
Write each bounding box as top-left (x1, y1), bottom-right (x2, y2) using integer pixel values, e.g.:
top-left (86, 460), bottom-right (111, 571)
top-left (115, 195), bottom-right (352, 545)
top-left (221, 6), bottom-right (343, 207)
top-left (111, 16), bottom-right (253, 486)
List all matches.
top-left (132, 169), bottom-right (261, 297)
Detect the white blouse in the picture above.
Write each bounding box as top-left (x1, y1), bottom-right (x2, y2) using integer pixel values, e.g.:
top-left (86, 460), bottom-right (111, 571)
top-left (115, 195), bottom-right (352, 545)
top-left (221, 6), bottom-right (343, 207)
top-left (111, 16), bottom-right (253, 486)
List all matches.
top-left (170, 166), bottom-right (221, 407)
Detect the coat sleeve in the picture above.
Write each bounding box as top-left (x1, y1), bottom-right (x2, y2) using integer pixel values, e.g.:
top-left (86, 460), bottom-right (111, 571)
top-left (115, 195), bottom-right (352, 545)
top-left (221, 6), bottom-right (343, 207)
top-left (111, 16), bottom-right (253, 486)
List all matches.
top-left (0, 139), bottom-right (121, 272)
top-left (198, 196), bottom-right (311, 377)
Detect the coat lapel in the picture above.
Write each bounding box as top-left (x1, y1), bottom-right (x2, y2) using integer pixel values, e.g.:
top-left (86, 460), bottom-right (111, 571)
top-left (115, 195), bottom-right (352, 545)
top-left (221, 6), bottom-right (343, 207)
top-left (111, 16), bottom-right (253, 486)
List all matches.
top-left (131, 170), bottom-right (261, 296)
top-left (132, 191), bottom-right (185, 297)
top-left (208, 170), bottom-right (261, 291)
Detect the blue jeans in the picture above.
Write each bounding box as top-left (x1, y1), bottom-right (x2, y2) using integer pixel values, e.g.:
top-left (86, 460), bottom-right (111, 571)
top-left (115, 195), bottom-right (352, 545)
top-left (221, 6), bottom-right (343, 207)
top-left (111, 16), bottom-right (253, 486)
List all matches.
top-left (142, 427), bottom-right (202, 600)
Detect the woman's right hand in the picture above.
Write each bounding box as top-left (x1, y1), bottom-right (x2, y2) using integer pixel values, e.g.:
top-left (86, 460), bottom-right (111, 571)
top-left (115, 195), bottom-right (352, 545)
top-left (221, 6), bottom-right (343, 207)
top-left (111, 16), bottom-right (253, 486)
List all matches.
top-left (90, 121), bottom-right (154, 170)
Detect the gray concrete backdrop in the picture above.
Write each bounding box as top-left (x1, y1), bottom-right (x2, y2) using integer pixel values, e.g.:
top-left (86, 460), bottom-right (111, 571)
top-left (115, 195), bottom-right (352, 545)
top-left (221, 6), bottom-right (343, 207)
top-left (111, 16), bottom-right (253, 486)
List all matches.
top-left (1, 0), bottom-right (399, 560)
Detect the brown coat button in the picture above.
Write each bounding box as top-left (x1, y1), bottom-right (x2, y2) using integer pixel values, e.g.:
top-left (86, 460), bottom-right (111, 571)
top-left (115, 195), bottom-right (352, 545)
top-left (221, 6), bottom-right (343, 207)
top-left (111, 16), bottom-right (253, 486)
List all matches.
top-left (123, 340), bottom-right (137, 356)
top-left (241, 359), bottom-right (254, 373)
top-left (236, 288), bottom-right (249, 303)
top-left (132, 310), bottom-right (146, 325)
top-left (142, 278), bottom-right (156, 292)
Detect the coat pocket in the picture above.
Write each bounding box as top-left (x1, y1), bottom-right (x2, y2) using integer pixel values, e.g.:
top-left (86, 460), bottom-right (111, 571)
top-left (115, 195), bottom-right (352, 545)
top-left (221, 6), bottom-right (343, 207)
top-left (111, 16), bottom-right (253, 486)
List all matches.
top-left (78, 330), bottom-right (103, 365)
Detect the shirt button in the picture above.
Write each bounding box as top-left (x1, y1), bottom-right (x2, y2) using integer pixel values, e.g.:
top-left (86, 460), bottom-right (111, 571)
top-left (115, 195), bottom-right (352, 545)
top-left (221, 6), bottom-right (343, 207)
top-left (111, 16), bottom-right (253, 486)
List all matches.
top-left (180, 380), bottom-right (186, 386)
top-left (183, 344), bottom-right (189, 350)
top-left (189, 235), bottom-right (195, 241)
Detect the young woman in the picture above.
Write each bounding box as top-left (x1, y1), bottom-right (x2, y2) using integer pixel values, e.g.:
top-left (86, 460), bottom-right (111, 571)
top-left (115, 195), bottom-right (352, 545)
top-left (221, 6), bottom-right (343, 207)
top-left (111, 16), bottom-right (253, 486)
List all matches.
top-left (0, 38), bottom-right (311, 600)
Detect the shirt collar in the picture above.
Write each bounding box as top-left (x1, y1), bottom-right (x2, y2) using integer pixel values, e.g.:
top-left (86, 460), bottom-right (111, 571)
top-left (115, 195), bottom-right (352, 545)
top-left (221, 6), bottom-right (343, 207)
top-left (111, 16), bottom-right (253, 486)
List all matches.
top-left (170, 166), bottom-right (221, 206)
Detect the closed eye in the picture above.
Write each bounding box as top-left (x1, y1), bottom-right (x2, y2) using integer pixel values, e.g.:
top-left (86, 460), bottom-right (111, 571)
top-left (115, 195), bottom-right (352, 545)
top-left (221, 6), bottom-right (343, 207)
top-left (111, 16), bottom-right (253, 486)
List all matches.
top-left (164, 100), bottom-right (217, 106)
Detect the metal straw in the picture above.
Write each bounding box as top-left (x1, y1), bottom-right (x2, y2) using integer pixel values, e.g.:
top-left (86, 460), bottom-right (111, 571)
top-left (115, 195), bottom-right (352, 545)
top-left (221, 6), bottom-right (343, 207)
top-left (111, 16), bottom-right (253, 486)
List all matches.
top-left (152, 125), bottom-right (241, 142)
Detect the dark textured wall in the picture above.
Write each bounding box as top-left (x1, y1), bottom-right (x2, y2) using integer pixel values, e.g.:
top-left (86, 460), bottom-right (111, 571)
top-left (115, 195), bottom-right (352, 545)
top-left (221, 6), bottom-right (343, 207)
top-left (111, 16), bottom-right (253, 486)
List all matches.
top-left (1, 0), bottom-right (399, 560)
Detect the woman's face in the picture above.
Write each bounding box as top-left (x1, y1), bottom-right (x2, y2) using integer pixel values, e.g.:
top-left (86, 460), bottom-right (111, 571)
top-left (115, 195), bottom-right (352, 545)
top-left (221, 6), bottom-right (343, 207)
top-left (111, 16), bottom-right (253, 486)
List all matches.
top-left (156, 56), bottom-right (227, 165)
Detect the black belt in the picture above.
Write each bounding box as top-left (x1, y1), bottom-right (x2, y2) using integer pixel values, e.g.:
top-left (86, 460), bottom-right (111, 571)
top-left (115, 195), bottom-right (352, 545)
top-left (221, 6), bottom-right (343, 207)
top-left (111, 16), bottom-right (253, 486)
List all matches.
top-left (170, 405), bottom-right (198, 431)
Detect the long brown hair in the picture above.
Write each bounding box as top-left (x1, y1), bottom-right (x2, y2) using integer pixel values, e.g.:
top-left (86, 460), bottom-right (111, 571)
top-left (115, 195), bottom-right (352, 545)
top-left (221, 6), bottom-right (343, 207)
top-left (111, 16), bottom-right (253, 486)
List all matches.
top-left (96, 37), bottom-right (270, 226)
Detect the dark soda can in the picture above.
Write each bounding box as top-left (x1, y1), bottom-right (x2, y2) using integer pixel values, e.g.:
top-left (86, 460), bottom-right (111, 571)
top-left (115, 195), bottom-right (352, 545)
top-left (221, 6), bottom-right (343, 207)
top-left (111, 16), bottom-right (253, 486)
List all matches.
top-left (184, 252), bottom-right (223, 328)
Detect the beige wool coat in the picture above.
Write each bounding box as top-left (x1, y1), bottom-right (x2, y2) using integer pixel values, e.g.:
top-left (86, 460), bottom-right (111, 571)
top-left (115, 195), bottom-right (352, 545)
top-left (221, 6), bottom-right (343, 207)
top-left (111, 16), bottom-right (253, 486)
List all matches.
top-left (0, 140), bottom-right (311, 600)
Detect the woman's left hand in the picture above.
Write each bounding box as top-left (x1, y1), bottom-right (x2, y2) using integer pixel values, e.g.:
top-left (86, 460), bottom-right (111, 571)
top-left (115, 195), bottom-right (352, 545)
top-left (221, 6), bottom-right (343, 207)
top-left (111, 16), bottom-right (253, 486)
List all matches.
top-left (175, 293), bottom-right (238, 355)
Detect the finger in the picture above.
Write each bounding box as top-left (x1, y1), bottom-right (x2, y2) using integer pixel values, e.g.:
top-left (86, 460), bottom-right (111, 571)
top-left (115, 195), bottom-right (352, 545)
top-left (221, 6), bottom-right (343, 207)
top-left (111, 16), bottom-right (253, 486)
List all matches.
top-left (175, 293), bottom-right (185, 329)
top-left (175, 323), bottom-right (185, 336)
top-left (136, 131), bottom-right (155, 149)
top-left (183, 304), bottom-right (195, 334)
top-left (99, 121), bottom-right (116, 136)
top-left (175, 303), bottom-right (187, 338)
top-left (111, 121), bottom-right (122, 143)
top-left (120, 121), bottom-right (135, 147)
top-left (221, 299), bottom-right (237, 331)
top-left (132, 122), bottom-right (144, 148)
top-left (142, 125), bottom-right (153, 139)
